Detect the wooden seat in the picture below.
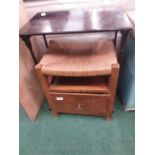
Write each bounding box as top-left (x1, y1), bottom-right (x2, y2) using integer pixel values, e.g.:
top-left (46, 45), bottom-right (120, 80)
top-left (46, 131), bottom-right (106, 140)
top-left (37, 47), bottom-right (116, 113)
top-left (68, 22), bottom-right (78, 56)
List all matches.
top-left (36, 40), bottom-right (117, 76)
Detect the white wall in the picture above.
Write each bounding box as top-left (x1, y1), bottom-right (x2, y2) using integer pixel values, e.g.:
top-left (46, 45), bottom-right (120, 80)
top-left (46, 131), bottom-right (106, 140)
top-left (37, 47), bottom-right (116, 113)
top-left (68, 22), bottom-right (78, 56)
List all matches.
top-left (24, 0), bottom-right (134, 19)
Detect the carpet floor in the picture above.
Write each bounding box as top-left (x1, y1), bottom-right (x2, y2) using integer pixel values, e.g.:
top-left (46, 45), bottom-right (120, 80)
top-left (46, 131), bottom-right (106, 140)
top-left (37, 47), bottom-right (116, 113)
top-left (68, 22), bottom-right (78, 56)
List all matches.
top-left (19, 97), bottom-right (135, 155)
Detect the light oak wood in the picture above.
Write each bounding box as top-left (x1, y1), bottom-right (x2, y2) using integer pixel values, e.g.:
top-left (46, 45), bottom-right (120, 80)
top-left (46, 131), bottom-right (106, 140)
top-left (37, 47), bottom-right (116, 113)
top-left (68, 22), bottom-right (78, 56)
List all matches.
top-left (35, 40), bottom-right (120, 120)
top-left (19, 0), bottom-right (44, 121)
top-left (108, 64), bottom-right (120, 112)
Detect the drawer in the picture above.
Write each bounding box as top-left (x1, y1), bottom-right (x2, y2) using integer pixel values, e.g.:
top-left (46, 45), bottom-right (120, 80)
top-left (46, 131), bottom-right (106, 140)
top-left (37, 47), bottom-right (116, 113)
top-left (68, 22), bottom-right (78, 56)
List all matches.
top-left (50, 92), bottom-right (109, 116)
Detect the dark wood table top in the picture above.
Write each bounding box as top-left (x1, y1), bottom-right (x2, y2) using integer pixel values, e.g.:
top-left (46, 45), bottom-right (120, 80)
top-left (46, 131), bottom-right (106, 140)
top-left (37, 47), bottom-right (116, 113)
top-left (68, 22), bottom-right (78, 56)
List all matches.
top-left (20, 8), bottom-right (132, 36)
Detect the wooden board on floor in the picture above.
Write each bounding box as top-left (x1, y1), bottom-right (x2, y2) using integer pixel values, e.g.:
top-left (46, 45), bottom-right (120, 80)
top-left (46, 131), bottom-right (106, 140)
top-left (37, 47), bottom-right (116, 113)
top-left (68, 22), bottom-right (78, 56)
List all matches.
top-left (19, 0), bottom-right (44, 121)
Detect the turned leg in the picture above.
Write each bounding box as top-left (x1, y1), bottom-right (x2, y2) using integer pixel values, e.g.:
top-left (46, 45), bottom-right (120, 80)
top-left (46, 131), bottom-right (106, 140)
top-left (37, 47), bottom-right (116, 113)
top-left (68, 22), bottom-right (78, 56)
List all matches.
top-left (113, 30), bottom-right (118, 49)
top-left (43, 34), bottom-right (48, 48)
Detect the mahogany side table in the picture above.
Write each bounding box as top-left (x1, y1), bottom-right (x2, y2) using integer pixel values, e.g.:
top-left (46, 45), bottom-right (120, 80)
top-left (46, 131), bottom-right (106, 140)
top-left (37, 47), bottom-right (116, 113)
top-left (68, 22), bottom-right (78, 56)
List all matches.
top-left (19, 8), bottom-right (132, 64)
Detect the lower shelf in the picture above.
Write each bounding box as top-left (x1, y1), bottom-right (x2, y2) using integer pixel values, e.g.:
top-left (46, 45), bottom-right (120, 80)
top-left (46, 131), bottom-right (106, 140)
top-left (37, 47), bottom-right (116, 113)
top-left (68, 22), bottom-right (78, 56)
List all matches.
top-left (49, 76), bottom-right (109, 94)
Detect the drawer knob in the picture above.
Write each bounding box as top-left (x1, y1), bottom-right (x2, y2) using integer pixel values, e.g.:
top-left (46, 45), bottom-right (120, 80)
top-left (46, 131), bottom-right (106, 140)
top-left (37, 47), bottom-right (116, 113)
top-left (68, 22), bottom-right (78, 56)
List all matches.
top-left (76, 104), bottom-right (82, 111)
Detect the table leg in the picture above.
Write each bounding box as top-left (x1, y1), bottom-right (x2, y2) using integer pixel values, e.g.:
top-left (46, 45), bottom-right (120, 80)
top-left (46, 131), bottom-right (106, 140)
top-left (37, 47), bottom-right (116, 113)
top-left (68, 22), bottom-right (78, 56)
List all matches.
top-left (20, 35), bottom-right (37, 64)
top-left (43, 34), bottom-right (48, 48)
top-left (118, 30), bottom-right (129, 62)
top-left (114, 31), bottom-right (118, 48)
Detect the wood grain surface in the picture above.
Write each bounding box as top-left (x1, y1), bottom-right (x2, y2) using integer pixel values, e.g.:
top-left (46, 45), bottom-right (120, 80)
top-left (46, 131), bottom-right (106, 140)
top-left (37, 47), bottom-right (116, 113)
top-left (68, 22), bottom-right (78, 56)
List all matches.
top-left (19, 0), bottom-right (44, 121)
top-left (20, 8), bottom-right (132, 35)
top-left (35, 39), bottom-right (119, 120)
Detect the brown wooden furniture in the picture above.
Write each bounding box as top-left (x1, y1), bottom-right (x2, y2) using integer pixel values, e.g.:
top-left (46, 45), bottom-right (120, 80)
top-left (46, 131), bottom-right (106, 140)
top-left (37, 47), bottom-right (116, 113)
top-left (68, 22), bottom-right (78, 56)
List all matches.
top-left (19, 0), bottom-right (44, 121)
top-left (19, 8), bottom-right (132, 64)
top-left (35, 40), bottom-right (119, 120)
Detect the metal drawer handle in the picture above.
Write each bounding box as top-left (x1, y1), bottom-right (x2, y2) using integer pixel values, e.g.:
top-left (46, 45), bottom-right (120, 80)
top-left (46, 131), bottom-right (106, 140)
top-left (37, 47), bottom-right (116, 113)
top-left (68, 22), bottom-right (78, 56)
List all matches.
top-left (56, 97), bottom-right (63, 101)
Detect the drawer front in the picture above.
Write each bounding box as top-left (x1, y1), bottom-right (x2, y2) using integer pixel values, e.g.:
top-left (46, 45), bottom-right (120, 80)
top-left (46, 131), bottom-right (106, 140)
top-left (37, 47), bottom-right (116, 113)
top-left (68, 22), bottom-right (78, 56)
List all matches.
top-left (50, 92), bottom-right (109, 115)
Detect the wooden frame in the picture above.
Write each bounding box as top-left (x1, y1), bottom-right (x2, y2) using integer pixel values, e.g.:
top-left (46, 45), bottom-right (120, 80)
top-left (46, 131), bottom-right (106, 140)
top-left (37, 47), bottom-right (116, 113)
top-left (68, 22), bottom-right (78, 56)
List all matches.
top-left (35, 64), bottom-right (119, 120)
top-left (35, 40), bottom-right (120, 120)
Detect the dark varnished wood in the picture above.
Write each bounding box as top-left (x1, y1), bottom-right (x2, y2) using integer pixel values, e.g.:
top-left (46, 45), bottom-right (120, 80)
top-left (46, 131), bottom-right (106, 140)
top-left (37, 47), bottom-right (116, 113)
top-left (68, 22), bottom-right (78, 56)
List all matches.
top-left (20, 8), bottom-right (132, 64)
top-left (20, 8), bottom-right (132, 36)
top-left (43, 34), bottom-right (48, 48)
